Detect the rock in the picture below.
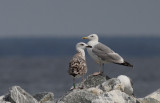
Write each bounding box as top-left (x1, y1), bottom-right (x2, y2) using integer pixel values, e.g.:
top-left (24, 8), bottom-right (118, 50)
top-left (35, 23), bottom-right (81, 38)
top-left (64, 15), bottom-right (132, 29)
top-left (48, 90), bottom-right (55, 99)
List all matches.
top-left (98, 78), bottom-right (123, 92)
top-left (0, 86), bottom-right (55, 103)
top-left (0, 74), bottom-right (160, 103)
top-left (81, 75), bottom-right (107, 88)
top-left (0, 95), bottom-right (11, 103)
top-left (57, 89), bottom-right (99, 103)
top-left (137, 98), bottom-right (160, 103)
top-left (0, 100), bottom-right (11, 103)
top-left (3, 94), bottom-right (15, 103)
top-left (145, 88), bottom-right (160, 101)
top-left (58, 74), bottom-right (137, 103)
top-left (136, 88), bottom-right (160, 103)
top-left (87, 87), bottom-right (103, 95)
top-left (117, 75), bottom-right (134, 95)
top-left (58, 89), bottom-right (136, 103)
top-left (34, 92), bottom-right (54, 103)
top-left (93, 90), bottom-right (136, 103)
top-left (57, 74), bottom-right (160, 103)
top-left (8, 86), bottom-right (38, 103)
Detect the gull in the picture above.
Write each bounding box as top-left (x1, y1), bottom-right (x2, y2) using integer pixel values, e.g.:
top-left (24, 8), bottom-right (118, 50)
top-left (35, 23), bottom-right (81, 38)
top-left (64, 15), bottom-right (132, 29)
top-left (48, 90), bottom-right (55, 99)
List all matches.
top-left (82, 34), bottom-right (133, 75)
top-left (68, 42), bottom-right (92, 89)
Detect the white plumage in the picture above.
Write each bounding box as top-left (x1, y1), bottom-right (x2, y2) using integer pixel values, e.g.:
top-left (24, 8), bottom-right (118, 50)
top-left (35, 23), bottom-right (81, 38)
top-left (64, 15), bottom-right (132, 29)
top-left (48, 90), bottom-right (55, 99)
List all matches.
top-left (83, 34), bottom-right (133, 75)
top-left (117, 75), bottom-right (134, 95)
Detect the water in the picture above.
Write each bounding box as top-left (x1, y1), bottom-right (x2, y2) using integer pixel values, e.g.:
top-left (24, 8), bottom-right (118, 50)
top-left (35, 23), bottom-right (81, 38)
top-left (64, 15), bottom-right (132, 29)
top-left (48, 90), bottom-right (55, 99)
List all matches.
top-left (0, 37), bottom-right (159, 98)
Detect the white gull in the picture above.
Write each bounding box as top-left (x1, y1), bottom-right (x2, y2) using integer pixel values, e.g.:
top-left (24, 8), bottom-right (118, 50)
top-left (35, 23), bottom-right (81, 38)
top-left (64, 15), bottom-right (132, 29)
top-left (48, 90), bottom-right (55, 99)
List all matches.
top-left (82, 34), bottom-right (133, 75)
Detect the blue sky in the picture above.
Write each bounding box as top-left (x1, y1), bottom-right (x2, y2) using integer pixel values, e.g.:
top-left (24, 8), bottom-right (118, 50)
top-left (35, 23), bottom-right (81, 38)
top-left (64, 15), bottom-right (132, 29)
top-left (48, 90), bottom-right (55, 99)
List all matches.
top-left (0, 0), bottom-right (160, 37)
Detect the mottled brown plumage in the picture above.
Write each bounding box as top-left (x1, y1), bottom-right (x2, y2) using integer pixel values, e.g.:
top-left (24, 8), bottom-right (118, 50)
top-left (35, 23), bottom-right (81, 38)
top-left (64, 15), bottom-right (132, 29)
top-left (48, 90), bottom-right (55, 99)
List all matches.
top-left (68, 42), bottom-right (91, 89)
top-left (68, 52), bottom-right (87, 78)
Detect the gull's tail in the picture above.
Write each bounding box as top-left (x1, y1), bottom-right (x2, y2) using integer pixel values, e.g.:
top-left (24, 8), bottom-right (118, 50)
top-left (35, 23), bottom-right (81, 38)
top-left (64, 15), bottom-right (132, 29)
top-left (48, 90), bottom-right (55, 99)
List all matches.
top-left (116, 61), bottom-right (133, 67)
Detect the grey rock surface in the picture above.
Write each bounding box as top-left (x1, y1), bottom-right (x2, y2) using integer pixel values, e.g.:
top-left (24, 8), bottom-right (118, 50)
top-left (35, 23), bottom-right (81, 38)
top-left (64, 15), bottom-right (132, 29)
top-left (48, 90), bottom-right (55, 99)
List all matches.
top-left (137, 98), bottom-right (160, 103)
top-left (0, 95), bottom-right (11, 103)
top-left (1, 86), bottom-right (54, 103)
top-left (58, 74), bottom-right (160, 103)
top-left (0, 74), bottom-right (160, 103)
top-left (58, 75), bottom-right (137, 103)
top-left (98, 78), bottom-right (123, 92)
top-left (145, 88), bottom-right (160, 102)
top-left (34, 92), bottom-right (54, 103)
top-left (58, 89), bottom-right (98, 103)
top-left (91, 90), bottom-right (136, 103)
top-left (82, 75), bottom-right (107, 88)
top-left (9, 86), bottom-right (38, 103)
top-left (136, 88), bottom-right (160, 103)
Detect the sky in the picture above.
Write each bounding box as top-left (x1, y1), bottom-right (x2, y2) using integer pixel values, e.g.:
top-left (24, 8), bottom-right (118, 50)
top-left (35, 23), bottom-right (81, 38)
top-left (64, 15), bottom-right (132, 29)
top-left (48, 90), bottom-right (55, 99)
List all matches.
top-left (0, 0), bottom-right (160, 37)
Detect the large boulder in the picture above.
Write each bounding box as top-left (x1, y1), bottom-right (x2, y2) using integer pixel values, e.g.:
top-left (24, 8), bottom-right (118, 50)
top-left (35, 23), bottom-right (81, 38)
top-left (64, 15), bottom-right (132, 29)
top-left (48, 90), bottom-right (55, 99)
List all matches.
top-left (34, 92), bottom-right (54, 103)
top-left (57, 89), bottom-right (99, 103)
top-left (1, 86), bottom-right (54, 103)
top-left (77, 74), bottom-right (107, 89)
top-left (136, 88), bottom-right (160, 103)
top-left (58, 75), bottom-right (137, 103)
top-left (58, 74), bottom-right (160, 103)
top-left (91, 90), bottom-right (136, 103)
top-left (137, 98), bottom-right (160, 103)
top-left (7, 86), bottom-right (38, 103)
top-left (145, 88), bottom-right (160, 101)
top-left (0, 95), bottom-right (11, 103)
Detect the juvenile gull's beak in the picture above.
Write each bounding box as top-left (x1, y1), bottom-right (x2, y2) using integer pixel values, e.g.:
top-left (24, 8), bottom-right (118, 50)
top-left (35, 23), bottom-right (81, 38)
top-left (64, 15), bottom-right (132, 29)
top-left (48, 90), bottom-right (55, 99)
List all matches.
top-left (82, 37), bottom-right (88, 39)
top-left (86, 45), bottom-right (92, 48)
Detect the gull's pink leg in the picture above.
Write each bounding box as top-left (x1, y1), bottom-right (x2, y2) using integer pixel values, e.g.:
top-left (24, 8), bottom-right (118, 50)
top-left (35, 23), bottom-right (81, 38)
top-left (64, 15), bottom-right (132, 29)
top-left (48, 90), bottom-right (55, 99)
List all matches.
top-left (93, 63), bottom-right (101, 76)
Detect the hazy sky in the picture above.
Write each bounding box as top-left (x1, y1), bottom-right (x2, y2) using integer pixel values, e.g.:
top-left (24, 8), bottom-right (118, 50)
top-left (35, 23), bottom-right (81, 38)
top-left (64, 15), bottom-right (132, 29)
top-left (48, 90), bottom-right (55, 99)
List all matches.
top-left (0, 0), bottom-right (160, 37)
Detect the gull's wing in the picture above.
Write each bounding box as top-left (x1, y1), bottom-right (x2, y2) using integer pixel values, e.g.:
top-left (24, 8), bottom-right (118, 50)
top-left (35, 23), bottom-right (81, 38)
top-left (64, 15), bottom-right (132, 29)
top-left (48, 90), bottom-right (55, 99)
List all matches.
top-left (93, 42), bottom-right (114, 53)
top-left (92, 43), bottom-right (123, 63)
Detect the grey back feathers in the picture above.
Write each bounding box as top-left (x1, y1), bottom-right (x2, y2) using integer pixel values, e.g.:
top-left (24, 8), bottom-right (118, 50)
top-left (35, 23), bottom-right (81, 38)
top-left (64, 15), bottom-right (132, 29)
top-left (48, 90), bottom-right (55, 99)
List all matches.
top-left (93, 42), bottom-right (114, 54)
top-left (84, 34), bottom-right (133, 67)
top-left (92, 42), bottom-right (123, 63)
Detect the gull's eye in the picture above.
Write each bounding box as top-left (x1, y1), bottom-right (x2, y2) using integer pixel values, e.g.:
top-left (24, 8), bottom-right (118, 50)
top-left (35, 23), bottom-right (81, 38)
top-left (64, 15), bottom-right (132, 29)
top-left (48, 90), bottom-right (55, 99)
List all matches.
top-left (80, 44), bottom-right (84, 46)
top-left (91, 35), bottom-right (94, 37)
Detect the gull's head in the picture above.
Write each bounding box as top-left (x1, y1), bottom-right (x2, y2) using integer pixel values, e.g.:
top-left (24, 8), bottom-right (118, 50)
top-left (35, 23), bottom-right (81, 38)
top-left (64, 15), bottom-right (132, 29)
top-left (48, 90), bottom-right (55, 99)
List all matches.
top-left (76, 42), bottom-right (92, 50)
top-left (82, 34), bottom-right (98, 42)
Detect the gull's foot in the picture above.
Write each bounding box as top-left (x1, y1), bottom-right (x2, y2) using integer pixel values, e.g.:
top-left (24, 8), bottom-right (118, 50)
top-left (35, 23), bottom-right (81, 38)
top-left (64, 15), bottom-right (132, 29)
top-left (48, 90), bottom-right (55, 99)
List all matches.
top-left (69, 88), bottom-right (75, 91)
top-left (79, 85), bottom-right (84, 89)
top-left (70, 87), bottom-right (78, 91)
top-left (92, 72), bottom-right (101, 76)
top-left (100, 71), bottom-right (104, 76)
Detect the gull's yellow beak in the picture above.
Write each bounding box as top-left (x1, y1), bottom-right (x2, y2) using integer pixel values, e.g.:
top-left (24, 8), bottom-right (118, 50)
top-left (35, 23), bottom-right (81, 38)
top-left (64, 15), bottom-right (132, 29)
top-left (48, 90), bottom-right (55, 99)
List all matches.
top-left (82, 37), bottom-right (88, 39)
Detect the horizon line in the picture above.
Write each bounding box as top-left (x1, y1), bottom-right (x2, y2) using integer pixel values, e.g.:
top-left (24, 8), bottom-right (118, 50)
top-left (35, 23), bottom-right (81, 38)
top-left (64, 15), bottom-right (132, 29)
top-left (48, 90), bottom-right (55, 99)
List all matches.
top-left (0, 33), bottom-right (160, 38)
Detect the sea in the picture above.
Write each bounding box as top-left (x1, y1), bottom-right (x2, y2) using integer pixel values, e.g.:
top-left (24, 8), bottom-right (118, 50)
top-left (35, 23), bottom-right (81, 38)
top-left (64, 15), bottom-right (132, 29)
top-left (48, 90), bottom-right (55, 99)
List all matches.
top-left (0, 36), bottom-right (159, 98)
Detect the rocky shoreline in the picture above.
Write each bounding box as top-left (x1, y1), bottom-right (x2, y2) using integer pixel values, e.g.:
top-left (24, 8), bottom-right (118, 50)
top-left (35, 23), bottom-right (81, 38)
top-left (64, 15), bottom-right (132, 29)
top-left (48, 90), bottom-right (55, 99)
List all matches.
top-left (0, 75), bottom-right (160, 103)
